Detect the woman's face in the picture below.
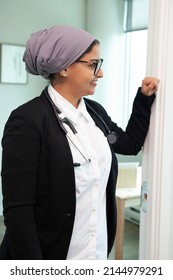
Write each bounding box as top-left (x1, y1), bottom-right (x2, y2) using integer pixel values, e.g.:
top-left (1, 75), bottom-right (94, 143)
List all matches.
top-left (66, 44), bottom-right (103, 98)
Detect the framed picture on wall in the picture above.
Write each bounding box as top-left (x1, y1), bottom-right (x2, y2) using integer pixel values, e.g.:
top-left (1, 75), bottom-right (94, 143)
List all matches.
top-left (0, 44), bottom-right (27, 84)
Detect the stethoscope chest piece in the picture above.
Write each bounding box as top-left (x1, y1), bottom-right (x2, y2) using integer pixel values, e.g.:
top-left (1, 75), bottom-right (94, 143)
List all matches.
top-left (107, 132), bottom-right (118, 144)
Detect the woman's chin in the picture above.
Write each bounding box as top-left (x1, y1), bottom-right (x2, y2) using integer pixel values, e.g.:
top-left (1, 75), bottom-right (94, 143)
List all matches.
top-left (87, 89), bottom-right (96, 96)
top-left (82, 88), bottom-right (95, 97)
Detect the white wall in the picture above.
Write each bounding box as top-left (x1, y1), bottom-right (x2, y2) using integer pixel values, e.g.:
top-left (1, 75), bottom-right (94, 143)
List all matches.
top-left (0, 0), bottom-right (87, 215)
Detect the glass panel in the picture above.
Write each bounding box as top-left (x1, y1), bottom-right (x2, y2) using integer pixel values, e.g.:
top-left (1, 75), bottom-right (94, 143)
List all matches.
top-left (124, 30), bottom-right (148, 125)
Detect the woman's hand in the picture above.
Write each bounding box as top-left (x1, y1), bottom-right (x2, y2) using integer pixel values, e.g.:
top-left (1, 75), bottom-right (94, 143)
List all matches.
top-left (141, 77), bottom-right (160, 96)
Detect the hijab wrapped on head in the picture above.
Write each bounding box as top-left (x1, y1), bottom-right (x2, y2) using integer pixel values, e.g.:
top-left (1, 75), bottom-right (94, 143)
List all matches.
top-left (23, 25), bottom-right (95, 79)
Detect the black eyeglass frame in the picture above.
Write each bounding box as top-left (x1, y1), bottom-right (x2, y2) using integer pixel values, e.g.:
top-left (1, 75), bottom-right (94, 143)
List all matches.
top-left (76, 59), bottom-right (103, 75)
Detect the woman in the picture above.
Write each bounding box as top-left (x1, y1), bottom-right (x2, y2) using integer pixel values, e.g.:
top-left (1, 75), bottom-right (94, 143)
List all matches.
top-left (0, 25), bottom-right (159, 260)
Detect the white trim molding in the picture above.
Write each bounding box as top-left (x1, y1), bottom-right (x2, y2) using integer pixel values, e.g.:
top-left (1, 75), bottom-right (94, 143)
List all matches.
top-left (139, 0), bottom-right (173, 259)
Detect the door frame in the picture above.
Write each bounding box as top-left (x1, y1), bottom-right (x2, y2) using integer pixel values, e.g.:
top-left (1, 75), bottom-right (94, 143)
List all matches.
top-left (139, 0), bottom-right (173, 259)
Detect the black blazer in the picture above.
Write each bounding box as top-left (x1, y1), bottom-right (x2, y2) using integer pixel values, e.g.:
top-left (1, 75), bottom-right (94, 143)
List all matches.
top-left (0, 87), bottom-right (155, 259)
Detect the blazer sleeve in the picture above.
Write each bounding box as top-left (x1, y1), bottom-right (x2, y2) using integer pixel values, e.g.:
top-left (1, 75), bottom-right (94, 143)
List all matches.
top-left (1, 108), bottom-right (43, 259)
top-left (112, 88), bottom-right (155, 155)
top-left (91, 87), bottom-right (155, 155)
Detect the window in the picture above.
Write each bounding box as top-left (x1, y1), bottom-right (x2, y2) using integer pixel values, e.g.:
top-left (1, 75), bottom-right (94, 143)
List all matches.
top-left (123, 0), bottom-right (149, 125)
top-left (123, 29), bottom-right (148, 124)
top-left (124, 0), bottom-right (149, 32)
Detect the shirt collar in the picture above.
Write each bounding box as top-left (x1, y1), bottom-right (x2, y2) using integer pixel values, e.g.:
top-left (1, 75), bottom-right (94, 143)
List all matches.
top-left (78, 98), bottom-right (93, 122)
top-left (48, 84), bottom-right (92, 124)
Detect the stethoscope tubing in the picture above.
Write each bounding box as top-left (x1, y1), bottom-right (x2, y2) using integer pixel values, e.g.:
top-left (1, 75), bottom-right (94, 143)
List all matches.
top-left (85, 101), bottom-right (118, 144)
top-left (44, 89), bottom-right (118, 145)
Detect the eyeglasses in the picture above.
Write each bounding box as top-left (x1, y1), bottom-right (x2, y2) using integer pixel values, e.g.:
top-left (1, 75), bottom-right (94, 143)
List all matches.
top-left (76, 59), bottom-right (103, 75)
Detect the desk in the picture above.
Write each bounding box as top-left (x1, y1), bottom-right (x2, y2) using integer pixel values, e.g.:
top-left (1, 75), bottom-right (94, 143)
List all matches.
top-left (115, 187), bottom-right (141, 260)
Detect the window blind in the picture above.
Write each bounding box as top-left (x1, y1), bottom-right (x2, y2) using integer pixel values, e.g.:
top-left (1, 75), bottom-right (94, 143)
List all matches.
top-left (124, 0), bottom-right (149, 32)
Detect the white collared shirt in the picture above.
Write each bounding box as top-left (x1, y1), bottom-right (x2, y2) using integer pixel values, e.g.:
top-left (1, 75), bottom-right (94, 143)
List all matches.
top-left (48, 84), bottom-right (112, 259)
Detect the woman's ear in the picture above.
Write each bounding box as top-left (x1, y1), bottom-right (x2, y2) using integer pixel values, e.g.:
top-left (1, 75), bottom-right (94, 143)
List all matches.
top-left (59, 69), bottom-right (67, 77)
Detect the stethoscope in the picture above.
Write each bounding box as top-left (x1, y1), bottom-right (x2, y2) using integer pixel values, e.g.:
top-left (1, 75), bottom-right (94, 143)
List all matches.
top-left (44, 89), bottom-right (118, 145)
top-left (44, 88), bottom-right (118, 143)
top-left (85, 102), bottom-right (118, 145)
top-left (44, 89), bottom-right (118, 166)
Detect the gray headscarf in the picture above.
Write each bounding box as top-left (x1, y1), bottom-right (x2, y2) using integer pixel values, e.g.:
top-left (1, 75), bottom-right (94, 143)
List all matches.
top-left (23, 25), bottom-right (95, 79)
